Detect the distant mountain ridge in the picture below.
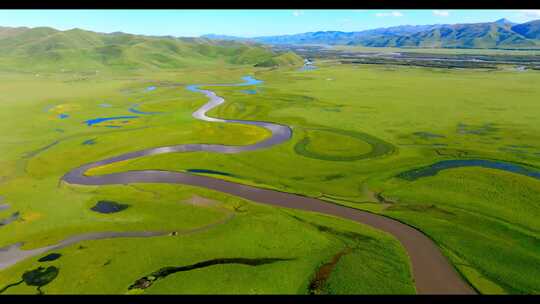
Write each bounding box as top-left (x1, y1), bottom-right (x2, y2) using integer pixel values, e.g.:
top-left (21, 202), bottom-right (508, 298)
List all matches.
top-left (201, 19), bottom-right (540, 49)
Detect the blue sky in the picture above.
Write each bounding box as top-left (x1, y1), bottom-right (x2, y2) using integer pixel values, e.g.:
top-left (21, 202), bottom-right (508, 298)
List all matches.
top-left (1, 10), bottom-right (540, 37)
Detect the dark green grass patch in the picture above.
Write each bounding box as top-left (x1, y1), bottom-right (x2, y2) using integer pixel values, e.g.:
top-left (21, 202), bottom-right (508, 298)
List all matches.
top-left (294, 128), bottom-right (396, 161)
top-left (0, 266), bottom-right (59, 295)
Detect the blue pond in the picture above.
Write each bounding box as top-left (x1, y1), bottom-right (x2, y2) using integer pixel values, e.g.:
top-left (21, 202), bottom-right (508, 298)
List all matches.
top-left (84, 116), bottom-right (139, 127)
top-left (239, 76), bottom-right (263, 86)
top-left (146, 86), bottom-right (156, 92)
top-left (58, 113), bottom-right (69, 119)
top-left (397, 159), bottom-right (540, 181)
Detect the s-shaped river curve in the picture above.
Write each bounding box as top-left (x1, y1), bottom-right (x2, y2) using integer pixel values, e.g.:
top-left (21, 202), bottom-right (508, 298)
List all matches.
top-left (3, 76), bottom-right (475, 294)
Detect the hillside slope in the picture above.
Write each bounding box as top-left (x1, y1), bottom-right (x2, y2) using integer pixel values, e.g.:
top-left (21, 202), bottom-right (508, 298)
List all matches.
top-left (0, 27), bottom-right (303, 72)
top-left (512, 20), bottom-right (540, 39)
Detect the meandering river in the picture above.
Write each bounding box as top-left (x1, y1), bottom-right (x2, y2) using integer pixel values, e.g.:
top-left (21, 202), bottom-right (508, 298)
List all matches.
top-left (0, 76), bottom-right (476, 294)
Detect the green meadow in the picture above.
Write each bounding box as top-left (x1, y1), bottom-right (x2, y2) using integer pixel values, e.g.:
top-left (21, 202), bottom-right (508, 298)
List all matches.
top-left (0, 30), bottom-right (539, 294)
top-left (85, 62), bottom-right (540, 294)
top-left (0, 62), bottom-right (417, 294)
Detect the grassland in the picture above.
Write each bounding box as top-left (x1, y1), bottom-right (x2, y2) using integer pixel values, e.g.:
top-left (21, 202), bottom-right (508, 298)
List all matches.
top-left (1, 24), bottom-right (539, 294)
top-left (86, 61), bottom-right (540, 294)
top-left (0, 62), bottom-right (416, 294)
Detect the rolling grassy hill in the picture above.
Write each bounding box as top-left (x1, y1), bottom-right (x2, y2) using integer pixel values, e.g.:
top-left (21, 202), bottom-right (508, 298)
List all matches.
top-left (0, 26), bottom-right (303, 72)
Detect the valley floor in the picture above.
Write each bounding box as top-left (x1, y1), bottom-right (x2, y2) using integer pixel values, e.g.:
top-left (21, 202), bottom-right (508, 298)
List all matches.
top-left (0, 61), bottom-right (539, 294)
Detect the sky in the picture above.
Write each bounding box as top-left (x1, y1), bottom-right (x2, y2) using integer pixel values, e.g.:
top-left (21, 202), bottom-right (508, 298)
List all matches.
top-left (1, 9), bottom-right (540, 37)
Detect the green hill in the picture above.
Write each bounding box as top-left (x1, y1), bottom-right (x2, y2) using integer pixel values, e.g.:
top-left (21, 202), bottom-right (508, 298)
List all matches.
top-left (0, 26), bottom-right (30, 39)
top-left (254, 51), bottom-right (304, 67)
top-left (0, 26), bottom-right (302, 72)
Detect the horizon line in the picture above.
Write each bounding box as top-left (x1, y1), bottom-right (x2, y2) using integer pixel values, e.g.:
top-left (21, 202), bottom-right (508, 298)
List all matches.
top-left (0, 17), bottom-right (531, 39)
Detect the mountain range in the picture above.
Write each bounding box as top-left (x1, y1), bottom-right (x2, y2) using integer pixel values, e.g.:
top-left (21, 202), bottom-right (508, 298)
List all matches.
top-left (202, 19), bottom-right (540, 49)
top-left (0, 26), bottom-right (303, 72)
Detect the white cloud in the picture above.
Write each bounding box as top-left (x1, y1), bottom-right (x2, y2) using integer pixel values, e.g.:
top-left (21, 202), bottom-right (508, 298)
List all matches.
top-left (433, 10), bottom-right (450, 17)
top-left (292, 10), bottom-right (304, 17)
top-left (517, 10), bottom-right (540, 18)
top-left (375, 11), bottom-right (403, 18)
top-left (504, 9), bottom-right (540, 22)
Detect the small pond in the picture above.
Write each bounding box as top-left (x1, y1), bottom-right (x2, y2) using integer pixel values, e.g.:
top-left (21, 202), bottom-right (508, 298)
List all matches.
top-left (84, 116), bottom-right (139, 127)
top-left (91, 200), bottom-right (129, 214)
top-left (38, 253), bottom-right (62, 262)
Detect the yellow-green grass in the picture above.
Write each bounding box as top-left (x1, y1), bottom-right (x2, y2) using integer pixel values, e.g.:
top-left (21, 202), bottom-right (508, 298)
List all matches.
top-left (379, 167), bottom-right (540, 293)
top-left (0, 64), bottom-right (415, 294)
top-left (298, 129), bottom-right (373, 159)
top-left (86, 62), bottom-right (540, 294)
top-left (293, 128), bottom-right (395, 161)
top-left (0, 183), bottom-right (414, 294)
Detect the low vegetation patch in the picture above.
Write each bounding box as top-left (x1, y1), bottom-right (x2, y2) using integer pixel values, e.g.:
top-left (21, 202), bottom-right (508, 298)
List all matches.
top-left (294, 128), bottom-right (396, 161)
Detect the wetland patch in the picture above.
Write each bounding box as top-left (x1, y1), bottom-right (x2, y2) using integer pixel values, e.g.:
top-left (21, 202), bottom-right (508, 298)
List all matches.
top-left (128, 257), bottom-right (294, 291)
top-left (38, 253), bottom-right (62, 262)
top-left (186, 169), bottom-right (233, 176)
top-left (90, 200), bottom-right (129, 214)
top-left (84, 116), bottom-right (139, 127)
top-left (82, 139), bottom-right (97, 146)
top-left (413, 132), bottom-right (446, 140)
top-left (240, 89), bottom-right (258, 94)
top-left (309, 247), bottom-right (352, 295)
top-left (0, 266), bottom-right (59, 295)
top-left (397, 159), bottom-right (540, 181)
top-left (128, 104), bottom-right (163, 115)
top-left (457, 123), bottom-right (499, 136)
